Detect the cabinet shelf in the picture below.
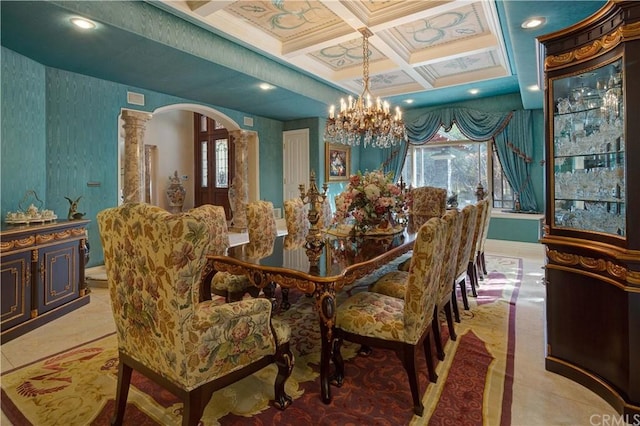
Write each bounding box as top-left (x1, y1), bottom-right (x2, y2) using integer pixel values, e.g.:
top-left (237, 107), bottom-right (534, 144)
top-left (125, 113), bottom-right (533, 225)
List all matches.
top-left (554, 105), bottom-right (603, 116)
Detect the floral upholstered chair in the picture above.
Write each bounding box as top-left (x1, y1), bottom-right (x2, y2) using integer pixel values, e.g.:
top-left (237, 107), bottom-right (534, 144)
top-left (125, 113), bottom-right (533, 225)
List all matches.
top-left (331, 218), bottom-right (446, 416)
top-left (97, 203), bottom-right (294, 426)
top-left (283, 197), bottom-right (309, 249)
top-left (467, 198), bottom-right (489, 298)
top-left (247, 200), bottom-right (278, 246)
top-left (247, 200), bottom-right (290, 309)
top-left (476, 198), bottom-right (493, 280)
top-left (369, 210), bottom-right (461, 361)
top-left (410, 186), bottom-right (447, 227)
top-left (432, 209), bottom-right (462, 358)
top-left (454, 204), bottom-right (478, 314)
top-left (205, 206), bottom-right (258, 303)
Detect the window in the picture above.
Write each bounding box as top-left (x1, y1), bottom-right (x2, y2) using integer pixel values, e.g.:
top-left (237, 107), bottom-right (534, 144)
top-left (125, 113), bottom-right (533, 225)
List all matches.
top-left (215, 139), bottom-right (229, 188)
top-left (400, 124), bottom-right (514, 209)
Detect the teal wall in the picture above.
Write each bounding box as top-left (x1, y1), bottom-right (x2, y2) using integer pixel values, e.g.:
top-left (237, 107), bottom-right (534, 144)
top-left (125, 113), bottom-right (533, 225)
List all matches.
top-left (1, 47), bottom-right (286, 267)
top-left (487, 216), bottom-right (543, 243)
top-left (1, 48), bottom-right (47, 210)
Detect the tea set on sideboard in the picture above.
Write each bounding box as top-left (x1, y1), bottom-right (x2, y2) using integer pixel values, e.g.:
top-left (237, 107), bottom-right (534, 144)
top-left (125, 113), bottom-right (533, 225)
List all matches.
top-left (4, 190), bottom-right (86, 225)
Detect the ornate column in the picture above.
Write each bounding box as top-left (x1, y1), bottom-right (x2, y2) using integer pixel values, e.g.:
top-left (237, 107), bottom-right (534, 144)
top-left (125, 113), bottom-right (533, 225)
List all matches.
top-left (228, 130), bottom-right (250, 232)
top-left (121, 109), bottom-right (152, 203)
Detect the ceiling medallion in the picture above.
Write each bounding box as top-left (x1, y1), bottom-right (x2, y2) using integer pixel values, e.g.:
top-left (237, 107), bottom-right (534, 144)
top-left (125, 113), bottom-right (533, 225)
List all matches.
top-left (324, 28), bottom-right (407, 149)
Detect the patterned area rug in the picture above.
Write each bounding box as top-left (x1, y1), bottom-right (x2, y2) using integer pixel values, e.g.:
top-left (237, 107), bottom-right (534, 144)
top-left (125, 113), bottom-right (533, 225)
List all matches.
top-left (1, 255), bottom-right (521, 426)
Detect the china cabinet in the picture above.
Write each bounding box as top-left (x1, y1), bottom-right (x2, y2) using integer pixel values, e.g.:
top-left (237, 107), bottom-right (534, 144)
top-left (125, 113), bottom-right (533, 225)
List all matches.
top-left (539, 1), bottom-right (640, 417)
top-left (1, 220), bottom-right (90, 342)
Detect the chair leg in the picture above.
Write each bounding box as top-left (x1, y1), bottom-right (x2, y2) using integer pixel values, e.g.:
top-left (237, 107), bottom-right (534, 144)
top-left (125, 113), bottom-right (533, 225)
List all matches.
top-left (459, 276), bottom-right (470, 311)
top-left (451, 281), bottom-right (461, 322)
top-left (111, 360), bottom-right (132, 426)
top-left (481, 251), bottom-right (488, 275)
top-left (330, 335), bottom-right (345, 387)
top-left (182, 389), bottom-right (207, 426)
top-left (451, 279), bottom-right (460, 322)
top-left (263, 283), bottom-right (278, 311)
top-left (467, 261), bottom-right (478, 297)
top-left (273, 342), bottom-right (294, 410)
top-left (401, 344), bottom-right (424, 417)
top-left (422, 331), bottom-right (438, 384)
top-left (472, 263), bottom-right (479, 296)
top-left (477, 252), bottom-right (484, 281)
top-left (444, 302), bottom-right (457, 341)
top-left (432, 307), bottom-right (445, 361)
top-left (280, 287), bottom-right (290, 310)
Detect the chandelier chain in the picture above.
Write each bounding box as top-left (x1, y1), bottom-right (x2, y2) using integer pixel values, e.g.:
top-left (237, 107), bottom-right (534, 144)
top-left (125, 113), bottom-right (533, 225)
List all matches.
top-left (362, 31), bottom-right (370, 96)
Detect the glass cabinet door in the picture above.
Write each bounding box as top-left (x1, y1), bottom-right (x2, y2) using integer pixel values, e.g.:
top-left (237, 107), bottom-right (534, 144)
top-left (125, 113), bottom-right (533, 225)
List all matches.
top-left (551, 57), bottom-right (625, 237)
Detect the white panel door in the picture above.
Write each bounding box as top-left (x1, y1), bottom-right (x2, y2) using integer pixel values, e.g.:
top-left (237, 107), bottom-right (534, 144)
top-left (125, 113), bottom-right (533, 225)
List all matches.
top-left (283, 129), bottom-right (310, 203)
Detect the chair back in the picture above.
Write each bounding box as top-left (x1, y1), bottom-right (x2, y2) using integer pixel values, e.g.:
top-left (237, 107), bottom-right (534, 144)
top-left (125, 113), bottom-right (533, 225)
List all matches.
top-left (410, 186), bottom-right (447, 227)
top-left (438, 209), bottom-right (463, 302)
top-left (97, 203), bottom-right (232, 387)
top-left (284, 198), bottom-right (309, 248)
top-left (247, 200), bottom-right (278, 257)
top-left (403, 217), bottom-right (446, 344)
top-left (319, 198), bottom-right (333, 229)
top-left (456, 204), bottom-right (478, 278)
top-left (469, 199), bottom-right (489, 262)
top-left (477, 198), bottom-right (492, 253)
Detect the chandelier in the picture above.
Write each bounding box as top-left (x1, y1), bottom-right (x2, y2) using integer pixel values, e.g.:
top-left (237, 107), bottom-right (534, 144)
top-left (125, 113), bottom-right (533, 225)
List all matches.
top-left (324, 28), bottom-right (407, 149)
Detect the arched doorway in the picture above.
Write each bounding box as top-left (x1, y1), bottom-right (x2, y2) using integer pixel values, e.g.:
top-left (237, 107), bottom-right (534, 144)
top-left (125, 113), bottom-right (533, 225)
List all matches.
top-left (118, 103), bottom-right (260, 222)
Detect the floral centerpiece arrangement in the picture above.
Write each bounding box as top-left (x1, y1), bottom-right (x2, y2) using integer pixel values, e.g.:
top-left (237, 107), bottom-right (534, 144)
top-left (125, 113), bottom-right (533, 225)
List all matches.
top-left (332, 169), bottom-right (408, 235)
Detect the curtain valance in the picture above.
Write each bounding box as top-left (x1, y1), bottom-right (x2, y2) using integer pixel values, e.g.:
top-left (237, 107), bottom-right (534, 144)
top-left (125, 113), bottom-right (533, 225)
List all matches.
top-left (406, 107), bottom-right (513, 143)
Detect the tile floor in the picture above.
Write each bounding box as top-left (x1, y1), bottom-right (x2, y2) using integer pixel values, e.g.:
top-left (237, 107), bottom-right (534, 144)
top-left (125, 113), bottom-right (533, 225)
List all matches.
top-left (1, 239), bottom-right (620, 425)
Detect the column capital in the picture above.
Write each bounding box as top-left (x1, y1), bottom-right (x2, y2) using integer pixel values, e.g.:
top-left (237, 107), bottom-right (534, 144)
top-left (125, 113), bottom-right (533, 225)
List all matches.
top-left (121, 109), bottom-right (152, 123)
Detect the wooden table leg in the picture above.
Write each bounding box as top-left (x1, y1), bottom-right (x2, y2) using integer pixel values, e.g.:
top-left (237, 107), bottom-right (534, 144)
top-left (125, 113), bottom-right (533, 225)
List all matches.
top-left (315, 283), bottom-right (337, 404)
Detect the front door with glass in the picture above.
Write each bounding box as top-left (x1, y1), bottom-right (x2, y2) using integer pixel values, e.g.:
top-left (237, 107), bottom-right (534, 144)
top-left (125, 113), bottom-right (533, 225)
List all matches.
top-left (194, 113), bottom-right (235, 219)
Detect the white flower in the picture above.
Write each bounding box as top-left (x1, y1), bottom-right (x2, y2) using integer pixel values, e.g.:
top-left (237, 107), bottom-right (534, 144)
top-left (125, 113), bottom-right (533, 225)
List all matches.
top-left (364, 184), bottom-right (381, 201)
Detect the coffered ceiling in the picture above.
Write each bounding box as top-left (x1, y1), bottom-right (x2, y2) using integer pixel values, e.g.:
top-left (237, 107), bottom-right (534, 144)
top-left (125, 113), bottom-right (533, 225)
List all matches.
top-left (163, 0), bottom-right (510, 100)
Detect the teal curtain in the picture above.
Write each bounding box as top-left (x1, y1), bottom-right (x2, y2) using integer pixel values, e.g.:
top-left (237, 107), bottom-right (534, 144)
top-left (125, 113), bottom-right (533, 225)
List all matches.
top-left (494, 110), bottom-right (537, 211)
top-left (406, 107), bottom-right (512, 143)
top-left (381, 141), bottom-right (409, 182)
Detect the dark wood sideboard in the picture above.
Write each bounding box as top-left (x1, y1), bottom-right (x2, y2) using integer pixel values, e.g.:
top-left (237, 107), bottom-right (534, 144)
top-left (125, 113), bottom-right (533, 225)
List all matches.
top-left (1, 220), bottom-right (90, 343)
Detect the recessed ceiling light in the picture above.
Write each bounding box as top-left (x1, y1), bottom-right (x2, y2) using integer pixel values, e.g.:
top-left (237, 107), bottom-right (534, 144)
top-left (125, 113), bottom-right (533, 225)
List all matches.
top-left (404, 99), bottom-right (414, 104)
top-left (259, 83), bottom-right (275, 90)
top-left (70, 17), bottom-right (96, 30)
top-left (469, 89), bottom-right (479, 95)
top-left (528, 84), bottom-right (540, 92)
top-left (521, 17), bottom-right (546, 29)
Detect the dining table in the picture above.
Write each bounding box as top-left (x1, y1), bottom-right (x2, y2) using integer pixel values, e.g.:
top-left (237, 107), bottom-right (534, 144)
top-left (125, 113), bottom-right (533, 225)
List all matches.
top-left (204, 226), bottom-right (418, 404)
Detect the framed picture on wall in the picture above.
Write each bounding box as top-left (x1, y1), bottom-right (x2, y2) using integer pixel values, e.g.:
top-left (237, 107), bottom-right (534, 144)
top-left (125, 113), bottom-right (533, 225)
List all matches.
top-left (325, 143), bottom-right (351, 182)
